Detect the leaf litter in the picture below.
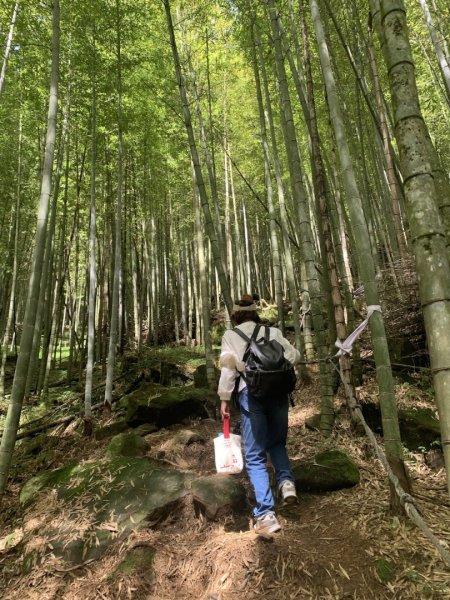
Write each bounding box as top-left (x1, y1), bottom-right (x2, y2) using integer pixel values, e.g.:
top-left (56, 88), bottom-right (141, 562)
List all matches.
top-left (0, 369), bottom-right (449, 598)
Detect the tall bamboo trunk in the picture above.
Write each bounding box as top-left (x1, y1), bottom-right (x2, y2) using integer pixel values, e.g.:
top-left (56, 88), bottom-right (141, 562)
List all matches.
top-left (250, 28), bottom-right (284, 332)
top-left (26, 97), bottom-right (69, 397)
top-left (41, 143), bottom-right (71, 398)
top-left (368, 22), bottom-right (407, 258)
top-left (310, 0), bottom-right (410, 508)
top-left (0, 0), bottom-right (60, 498)
top-left (84, 67), bottom-right (97, 435)
top-left (298, 2), bottom-right (354, 409)
top-left (104, 0), bottom-right (124, 413)
top-left (192, 169), bottom-right (215, 389)
top-left (0, 1), bottom-right (19, 98)
top-left (419, 0), bottom-right (450, 106)
top-left (266, 0), bottom-right (334, 425)
top-left (229, 158), bottom-right (245, 299)
top-left (187, 48), bottom-right (224, 270)
top-left (163, 0), bottom-right (232, 315)
top-left (254, 21), bottom-right (308, 375)
top-left (371, 0), bottom-right (450, 254)
top-left (0, 111), bottom-right (22, 399)
top-left (378, 0), bottom-right (450, 500)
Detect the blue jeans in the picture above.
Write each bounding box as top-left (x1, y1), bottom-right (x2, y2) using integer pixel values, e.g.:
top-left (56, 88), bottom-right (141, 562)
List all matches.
top-left (239, 387), bottom-right (294, 519)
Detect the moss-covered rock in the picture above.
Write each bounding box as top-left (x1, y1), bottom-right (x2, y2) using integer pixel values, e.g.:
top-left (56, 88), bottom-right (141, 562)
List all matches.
top-left (193, 364), bottom-right (220, 389)
top-left (191, 474), bottom-right (247, 520)
top-left (115, 545), bottom-right (156, 577)
top-left (106, 432), bottom-right (149, 458)
top-left (47, 369), bottom-right (67, 387)
top-left (94, 419), bottom-right (129, 441)
top-left (20, 434), bottom-right (53, 456)
top-left (20, 457), bottom-right (193, 565)
top-left (133, 423), bottom-right (158, 436)
top-left (161, 429), bottom-right (206, 454)
top-left (305, 414), bottom-right (321, 431)
top-left (292, 449), bottom-right (360, 492)
top-left (398, 408), bottom-right (441, 451)
top-left (115, 382), bottom-right (166, 412)
top-left (54, 529), bottom-right (116, 566)
top-left (123, 384), bottom-right (216, 428)
top-left (284, 318), bottom-right (295, 331)
top-left (160, 362), bottom-right (192, 387)
top-left (36, 449), bottom-right (57, 466)
top-left (361, 404), bottom-right (441, 451)
top-left (20, 464), bottom-right (77, 508)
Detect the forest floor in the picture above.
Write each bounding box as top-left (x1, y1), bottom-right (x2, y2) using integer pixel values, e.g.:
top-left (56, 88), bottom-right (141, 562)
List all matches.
top-left (1, 367), bottom-right (450, 599)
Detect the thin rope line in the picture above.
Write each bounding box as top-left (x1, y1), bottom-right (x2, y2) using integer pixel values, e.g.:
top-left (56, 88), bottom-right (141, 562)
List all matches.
top-left (328, 359), bottom-right (450, 568)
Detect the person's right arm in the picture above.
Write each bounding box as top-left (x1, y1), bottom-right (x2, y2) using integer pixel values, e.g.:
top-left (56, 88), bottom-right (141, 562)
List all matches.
top-left (217, 331), bottom-right (238, 418)
top-left (272, 328), bottom-right (301, 365)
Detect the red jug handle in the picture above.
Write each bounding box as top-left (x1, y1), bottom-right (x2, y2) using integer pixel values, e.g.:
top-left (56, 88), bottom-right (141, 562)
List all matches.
top-left (223, 415), bottom-right (230, 438)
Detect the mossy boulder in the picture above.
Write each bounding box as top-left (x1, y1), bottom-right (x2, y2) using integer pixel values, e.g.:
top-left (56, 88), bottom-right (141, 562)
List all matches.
top-left (20, 463), bottom-right (78, 508)
top-left (47, 369), bottom-right (67, 387)
top-left (162, 429), bottom-right (206, 454)
top-left (159, 362), bottom-right (192, 387)
top-left (114, 545), bottom-right (156, 577)
top-left (398, 408), bottom-right (441, 451)
top-left (94, 419), bottom-right (129, 441)
top-left (193, 364), bottom-right (220, 389)
top-left (22, 527), bottom-right (131, 574)
top-left (292, 449), bottom-right (360, 492)
top-left (133, 423), bottom-right (158, 436)
top-left (115, 382), bottom-right (166, 411)
top-left (361, 404), bottom-right (441, 451)
top-left (191, 474), bottom-right (247, 520)
top-left (20, 457), bottom-right (193, 566)
top-left (36, 449), bottom-right (57, 466)
top-left (123, 383), bottom-right (216, 428)
top-left (284, 318), bottom-right (295, 331)
top-left (106, 432), bottom-right (149, 458)
top-left (20, 434), bottom-right (53, 456)
top-left (305, 414), bottom-right (321, 431)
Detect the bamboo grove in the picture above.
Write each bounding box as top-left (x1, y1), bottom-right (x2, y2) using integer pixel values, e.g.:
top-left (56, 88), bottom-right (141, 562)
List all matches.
top-left (0, 0), bottom-right (450, 502)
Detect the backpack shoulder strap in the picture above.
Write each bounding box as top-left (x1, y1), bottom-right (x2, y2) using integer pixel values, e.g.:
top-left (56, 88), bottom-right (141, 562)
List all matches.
top-left (264, 326), bottom-right (270, 342)
top-left (233, 327), bottom-right (252, 344)
top-left (250, 323), bottom-right (262, 342)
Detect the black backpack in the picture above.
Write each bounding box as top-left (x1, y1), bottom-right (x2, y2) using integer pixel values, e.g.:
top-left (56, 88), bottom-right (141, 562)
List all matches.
top-left (233, 324), bottom-right (296, 402)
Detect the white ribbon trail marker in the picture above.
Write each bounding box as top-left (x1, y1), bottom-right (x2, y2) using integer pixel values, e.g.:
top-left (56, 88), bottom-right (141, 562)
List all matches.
top-left (335, 305), bottom-right (382, 356)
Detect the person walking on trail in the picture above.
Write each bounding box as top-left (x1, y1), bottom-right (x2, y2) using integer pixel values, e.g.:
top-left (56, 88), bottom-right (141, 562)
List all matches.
top-left (217, 294), bottom-right (301, 536)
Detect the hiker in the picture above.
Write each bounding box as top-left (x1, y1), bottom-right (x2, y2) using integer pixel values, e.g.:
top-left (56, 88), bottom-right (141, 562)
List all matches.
top-left (218, 294), bottom-right (301, 535)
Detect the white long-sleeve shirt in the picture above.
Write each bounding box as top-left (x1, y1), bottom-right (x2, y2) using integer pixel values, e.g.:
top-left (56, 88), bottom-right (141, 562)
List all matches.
top-left (217, 321), bottom-right (301, 401)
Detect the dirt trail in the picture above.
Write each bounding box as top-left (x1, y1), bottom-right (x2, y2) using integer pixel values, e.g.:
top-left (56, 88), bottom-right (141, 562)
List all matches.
top-left (1, 381), bottom-right (450, 599)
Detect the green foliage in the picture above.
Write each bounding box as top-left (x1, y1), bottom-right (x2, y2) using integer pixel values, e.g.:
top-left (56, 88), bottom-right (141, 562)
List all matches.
top-left (106, 431), bottom-right (148, 458)
top-left (137, 346), bottom-right (207, 371)
top-left (114, 546), bottom-right (156, 577)
top-left (0, 0), bottom-right (448, 448)
top-left (374, 558), bottom-right (396, 583)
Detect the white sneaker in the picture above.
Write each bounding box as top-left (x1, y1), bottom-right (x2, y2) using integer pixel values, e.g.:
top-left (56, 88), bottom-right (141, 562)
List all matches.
top-left (279, 480), bottom-right (298, 505)
top-left (254, 512), bottom-right (282, 535)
